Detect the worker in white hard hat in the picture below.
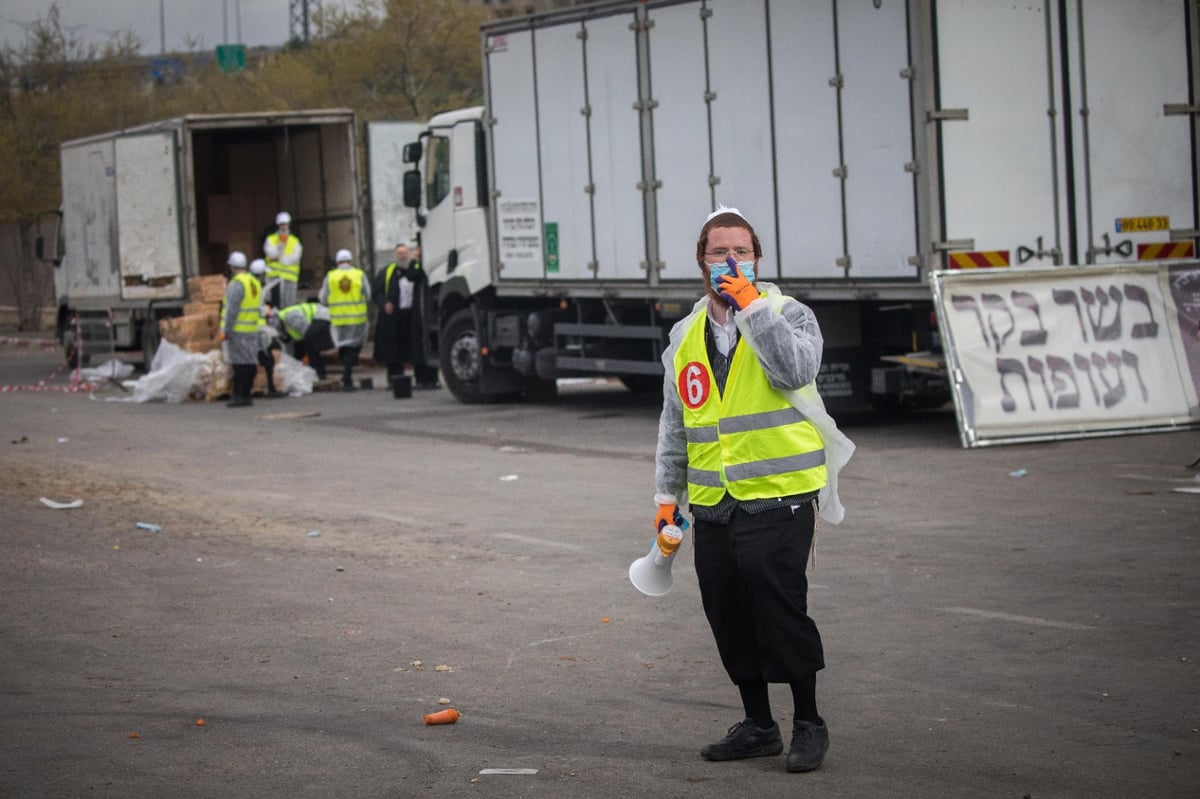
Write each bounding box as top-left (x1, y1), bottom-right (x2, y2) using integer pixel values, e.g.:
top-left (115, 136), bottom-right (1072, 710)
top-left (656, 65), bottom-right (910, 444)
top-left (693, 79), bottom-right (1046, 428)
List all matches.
top-left (219, 250), bottom-right (261, 407)
top-left (318, 248), bottom-right (371, 391)
top-left (249, 259), bottom-right (284, 398)
top-left (264, 211), bottom-right (303, 309)
top-left (265, 297), bottom-right (334, 380)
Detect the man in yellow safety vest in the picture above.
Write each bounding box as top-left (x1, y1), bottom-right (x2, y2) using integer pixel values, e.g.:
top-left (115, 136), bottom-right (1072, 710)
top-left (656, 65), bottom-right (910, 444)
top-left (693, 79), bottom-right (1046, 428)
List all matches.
top-left (318, 248), bottom-right (371, 391)
top-left (651, 206), bottom-right (853, 774)
top-left (264, 211), bottom-right (303, 309)
top-left (219, 251), bottom-right (262, 407)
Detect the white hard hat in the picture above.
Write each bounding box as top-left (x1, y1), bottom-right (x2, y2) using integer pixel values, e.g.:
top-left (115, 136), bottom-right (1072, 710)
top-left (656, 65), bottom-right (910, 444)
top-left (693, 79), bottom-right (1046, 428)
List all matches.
top-left (335, 249), bottom-right (353, 264)
top-left (227, 251), bottom-right (247, 269)
top-left (249, 258), bottom-right (268, 276)
top-left (276, 211), bottom-right (292, 225)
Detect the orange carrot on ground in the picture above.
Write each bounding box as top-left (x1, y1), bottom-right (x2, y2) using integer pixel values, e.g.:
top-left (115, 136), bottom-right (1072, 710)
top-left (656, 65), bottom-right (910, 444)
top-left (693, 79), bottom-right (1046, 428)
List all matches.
top-left (423, 708), bottom-right (461, 725)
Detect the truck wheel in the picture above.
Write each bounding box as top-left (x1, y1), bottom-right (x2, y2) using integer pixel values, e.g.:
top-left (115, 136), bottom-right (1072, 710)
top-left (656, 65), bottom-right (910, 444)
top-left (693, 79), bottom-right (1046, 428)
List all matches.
top-left (440, 309), bottom-right (493, 404)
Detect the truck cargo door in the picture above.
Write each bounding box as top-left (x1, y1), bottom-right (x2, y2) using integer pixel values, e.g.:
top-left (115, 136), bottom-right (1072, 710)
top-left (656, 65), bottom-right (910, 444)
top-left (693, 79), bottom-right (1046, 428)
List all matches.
top-left (770, 1), bottom-right (842, 279)
top-left (835, 0), bottom-right (917, 279)
top-left (935, 1), bottom-right (1061, 269)
top-left (698, 0), bottom-right (777, 277)
top-left (59, 139), bottom-right (120, 303)
top-left (1065, 1), bottom-right (1196, 266)
top-left (645, 2), bottom-right (713, 279)
top-left (366, 121), bottom-right (423, 270)
top-left (487, 27), bottom-right (543, 280)
top-left (488, 10), bottom-right (645, 283)
top-left (573, 12), bottom-right (643, 281)
top-left (115, 132), bottom-right (184, 300)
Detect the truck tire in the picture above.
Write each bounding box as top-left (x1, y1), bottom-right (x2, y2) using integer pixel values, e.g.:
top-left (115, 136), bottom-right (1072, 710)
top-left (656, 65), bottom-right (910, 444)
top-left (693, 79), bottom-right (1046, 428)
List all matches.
top-left (440, 309), bottom-right (493, 404)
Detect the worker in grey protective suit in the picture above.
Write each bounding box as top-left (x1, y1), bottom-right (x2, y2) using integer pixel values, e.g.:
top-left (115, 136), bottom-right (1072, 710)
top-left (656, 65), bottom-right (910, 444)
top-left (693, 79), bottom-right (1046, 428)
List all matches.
top-left (220, 251), bottom-right (263, 407)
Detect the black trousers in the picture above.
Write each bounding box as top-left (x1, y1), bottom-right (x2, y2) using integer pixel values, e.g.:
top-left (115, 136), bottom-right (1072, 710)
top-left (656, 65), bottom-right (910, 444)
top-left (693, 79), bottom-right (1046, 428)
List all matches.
top-left (230, 363), bottom-right (257, 403)
top-left (257, 348), bottom-right (276, 392)
top-left (694, 501), bottom-right (824, 685)
top-left (296, 320), bottom-right (333, 379)
top-left (338, 345), bottom-right (361, 386)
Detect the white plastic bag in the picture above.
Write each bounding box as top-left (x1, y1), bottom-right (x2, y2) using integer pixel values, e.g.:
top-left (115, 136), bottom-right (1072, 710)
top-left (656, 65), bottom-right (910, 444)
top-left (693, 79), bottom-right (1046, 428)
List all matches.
top-left (113, 341), bottom-right (210, 403)
top-left (274, 350), bottom-right (318, 396)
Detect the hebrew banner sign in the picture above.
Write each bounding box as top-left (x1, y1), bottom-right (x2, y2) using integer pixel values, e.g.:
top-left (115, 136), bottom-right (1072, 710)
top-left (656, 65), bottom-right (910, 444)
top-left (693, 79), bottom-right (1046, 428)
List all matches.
top-left (933, 261), bottom-right (1200, 448)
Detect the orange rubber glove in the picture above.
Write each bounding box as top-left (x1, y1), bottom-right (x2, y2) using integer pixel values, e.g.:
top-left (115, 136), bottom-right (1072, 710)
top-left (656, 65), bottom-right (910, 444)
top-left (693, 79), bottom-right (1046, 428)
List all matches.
top-left (655, 503), bottom-right (678, 533)
top-left (717, 256), bottom-right (759, 310)
top-left (217, 330), bottom-right (226, 342)
top-left (654, 503), bottom-right (685, 557)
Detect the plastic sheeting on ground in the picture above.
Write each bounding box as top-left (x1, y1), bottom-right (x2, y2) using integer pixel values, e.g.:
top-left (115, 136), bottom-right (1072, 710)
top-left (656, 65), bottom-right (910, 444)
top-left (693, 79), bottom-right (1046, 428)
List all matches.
top-left (111, 341), bottom-right (212, 403)
top-left (275, 351), bottom-right (318, 397)
top-left (107, 341), bottom-right (317, 403)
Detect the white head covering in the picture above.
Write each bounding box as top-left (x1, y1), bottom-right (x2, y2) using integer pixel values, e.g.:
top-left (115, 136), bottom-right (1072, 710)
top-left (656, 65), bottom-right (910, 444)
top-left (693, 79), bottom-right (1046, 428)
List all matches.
top-left (704, 204), bottom-right (747, 225)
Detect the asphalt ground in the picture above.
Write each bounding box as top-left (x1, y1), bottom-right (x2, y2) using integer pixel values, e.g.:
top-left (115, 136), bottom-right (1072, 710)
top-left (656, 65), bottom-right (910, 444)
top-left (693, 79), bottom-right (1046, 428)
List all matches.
top-left (1, 335), bottom-right (1198, 798)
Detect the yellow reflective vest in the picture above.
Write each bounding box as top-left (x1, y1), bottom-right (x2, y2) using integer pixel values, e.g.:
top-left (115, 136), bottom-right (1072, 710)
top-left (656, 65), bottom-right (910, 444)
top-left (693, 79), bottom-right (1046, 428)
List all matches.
top-left (278, 302), bottom-right (317, 341)
top-left (673, 301), bottom-right (827, 506)
top-left (221, 272), bottom-right (262, 334)
top-left (266, 233), bottom-right (300, 283)
top-left (325, 267), bottom-right (367, 326)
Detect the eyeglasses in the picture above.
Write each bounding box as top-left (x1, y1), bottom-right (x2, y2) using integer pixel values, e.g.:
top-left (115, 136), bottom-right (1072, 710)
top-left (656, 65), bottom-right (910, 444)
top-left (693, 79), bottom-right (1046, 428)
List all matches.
top-left (704, 248), bottom-right (754, 260)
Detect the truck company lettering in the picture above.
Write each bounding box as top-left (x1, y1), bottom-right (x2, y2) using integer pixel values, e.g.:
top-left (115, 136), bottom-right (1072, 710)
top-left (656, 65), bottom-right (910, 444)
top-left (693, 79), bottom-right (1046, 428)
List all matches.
top-left (497, 200), bottom-right (543, 265)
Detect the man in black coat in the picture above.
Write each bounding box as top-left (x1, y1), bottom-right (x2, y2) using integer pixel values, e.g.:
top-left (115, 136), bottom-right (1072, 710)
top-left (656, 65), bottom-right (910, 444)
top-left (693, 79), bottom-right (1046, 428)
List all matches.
top-left (373, 244), bottom-right (418, 388)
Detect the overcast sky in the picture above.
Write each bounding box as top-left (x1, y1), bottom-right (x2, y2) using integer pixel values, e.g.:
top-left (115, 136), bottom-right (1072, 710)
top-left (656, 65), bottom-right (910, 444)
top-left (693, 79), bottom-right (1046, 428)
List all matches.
top-left (1, 0), bottom-right (360, 55)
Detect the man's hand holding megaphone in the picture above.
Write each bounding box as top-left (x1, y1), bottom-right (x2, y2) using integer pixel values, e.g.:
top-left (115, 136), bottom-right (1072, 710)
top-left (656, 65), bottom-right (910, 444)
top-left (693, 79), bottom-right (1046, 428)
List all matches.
top-left (654, 500), bottom-right (688, 556)
top-left (630, 498), bottom-right (690, 597)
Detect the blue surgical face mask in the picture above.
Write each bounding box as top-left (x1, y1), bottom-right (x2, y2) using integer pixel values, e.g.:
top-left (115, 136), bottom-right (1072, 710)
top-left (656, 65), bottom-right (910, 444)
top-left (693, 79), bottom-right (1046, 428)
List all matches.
top-left (707, 261), bottom-right (755, 292)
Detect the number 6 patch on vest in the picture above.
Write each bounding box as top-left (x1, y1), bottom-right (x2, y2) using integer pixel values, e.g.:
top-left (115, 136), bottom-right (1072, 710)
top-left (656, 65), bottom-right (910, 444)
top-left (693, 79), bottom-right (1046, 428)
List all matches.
top-left (678, 361), bottom-right (711, 409)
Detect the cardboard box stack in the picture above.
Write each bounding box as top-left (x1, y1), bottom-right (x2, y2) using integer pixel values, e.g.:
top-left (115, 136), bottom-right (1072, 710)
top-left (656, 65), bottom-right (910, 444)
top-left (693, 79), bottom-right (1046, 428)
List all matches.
top-left (161, 276), bottom-right (226, 355)
top-left (157, 275), bottom-right (229, 402)
top-left (158, 274), bottom-right (283, 402)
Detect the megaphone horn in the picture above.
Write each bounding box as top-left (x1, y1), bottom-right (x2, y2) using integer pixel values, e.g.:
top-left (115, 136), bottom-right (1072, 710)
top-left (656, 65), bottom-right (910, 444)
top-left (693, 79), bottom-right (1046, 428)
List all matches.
top-left (629, 526), bottom-right (683, 597)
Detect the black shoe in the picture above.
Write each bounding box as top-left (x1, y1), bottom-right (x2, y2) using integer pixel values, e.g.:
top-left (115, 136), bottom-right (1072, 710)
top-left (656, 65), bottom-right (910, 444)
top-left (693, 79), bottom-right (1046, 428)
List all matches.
top-left (786, 720), bottom-right (829, 773)
top-left (266, 390), bottom-right (286, 399)
top-left (226, 396), bottom-right (252, 407)
top-left (700, 719), bottom-right (783, 761)
top-left (341, 383), bottom-right (357, 392)
top-left (415, 381), bottom-right (441, 390)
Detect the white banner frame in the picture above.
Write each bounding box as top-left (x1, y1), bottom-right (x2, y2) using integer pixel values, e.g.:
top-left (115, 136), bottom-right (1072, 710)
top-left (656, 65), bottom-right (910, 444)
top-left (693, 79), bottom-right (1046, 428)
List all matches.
top-left (933, 261), bottom-right (1200, 448)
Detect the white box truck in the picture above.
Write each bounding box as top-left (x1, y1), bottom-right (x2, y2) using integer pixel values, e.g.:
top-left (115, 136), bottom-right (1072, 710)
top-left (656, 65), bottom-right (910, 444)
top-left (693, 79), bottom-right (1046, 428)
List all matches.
top-left (400, 0), bottom-right (1199, 411)
top-left (45, 109), bottom-right (362, 366)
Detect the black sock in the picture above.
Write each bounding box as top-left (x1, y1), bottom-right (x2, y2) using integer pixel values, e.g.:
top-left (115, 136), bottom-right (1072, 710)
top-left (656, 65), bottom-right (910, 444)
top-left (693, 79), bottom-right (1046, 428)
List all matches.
top-left (738, 680), bottom-right (773, 729)
top-left (791, 674), bottom-right (823, 725)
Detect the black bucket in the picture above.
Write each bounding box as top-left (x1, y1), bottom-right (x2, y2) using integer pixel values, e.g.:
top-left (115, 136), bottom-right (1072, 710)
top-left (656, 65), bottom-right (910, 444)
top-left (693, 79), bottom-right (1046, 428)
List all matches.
top-left (392, 375), bottom-right (412, 398)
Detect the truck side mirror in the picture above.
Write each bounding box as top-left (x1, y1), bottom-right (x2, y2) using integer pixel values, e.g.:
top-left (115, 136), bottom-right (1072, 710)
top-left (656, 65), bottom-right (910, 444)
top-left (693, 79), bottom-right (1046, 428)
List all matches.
top-left (403, 169), bottom-right (422, 210)
top-left (403, 142), bottom-right (422, 164)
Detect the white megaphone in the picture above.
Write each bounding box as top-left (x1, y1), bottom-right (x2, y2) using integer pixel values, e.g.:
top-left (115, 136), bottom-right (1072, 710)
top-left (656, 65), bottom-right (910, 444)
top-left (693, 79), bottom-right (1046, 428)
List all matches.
top-left (629, 524), bottom-right (685, 597)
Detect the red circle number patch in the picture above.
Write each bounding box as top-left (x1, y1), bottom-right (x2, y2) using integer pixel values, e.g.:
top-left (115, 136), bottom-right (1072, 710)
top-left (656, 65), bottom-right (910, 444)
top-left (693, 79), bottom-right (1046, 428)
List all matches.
top-left (678, 361), bottom-right (711, 409)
